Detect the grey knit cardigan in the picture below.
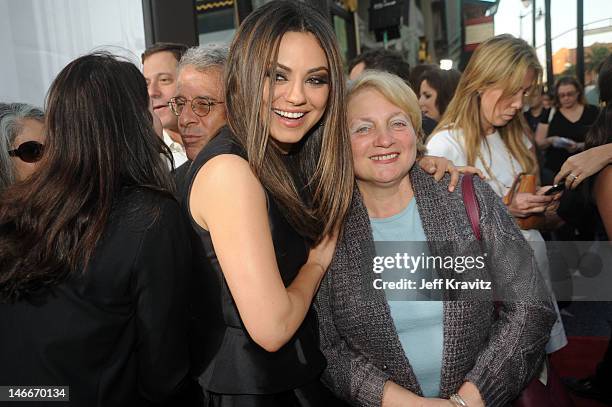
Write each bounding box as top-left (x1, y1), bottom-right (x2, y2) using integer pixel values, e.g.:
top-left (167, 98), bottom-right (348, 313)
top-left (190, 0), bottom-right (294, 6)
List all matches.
top-left (314, 165), bottom-right (556, 407)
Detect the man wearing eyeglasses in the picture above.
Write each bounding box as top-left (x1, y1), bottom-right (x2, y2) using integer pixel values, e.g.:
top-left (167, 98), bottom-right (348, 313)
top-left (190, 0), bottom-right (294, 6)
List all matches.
top-left (169, 44), bottom-right (228, 193)
top-left (142, 42), bottom-right (189, 168)
top-left (171, 45), bottom-right (228, 163)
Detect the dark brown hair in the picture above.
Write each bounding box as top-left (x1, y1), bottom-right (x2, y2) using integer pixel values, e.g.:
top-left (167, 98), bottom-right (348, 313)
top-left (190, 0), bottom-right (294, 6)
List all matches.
top-left (553, 76), bottom-right (587, 107)
top-left (141, 42), bottom-right (188, 64)
top-left (408, 63), bottom-right (437, 94)
top-left (0, 53), bottom-right (174, 302)
top-left (586, 54), bottom-right (612, 149)
top-left (418, 68), bottom-right (461, 118)
top-left (348, 49), bottom-right (411, 84)
top-left (225, 0), bottom-right (353, 242)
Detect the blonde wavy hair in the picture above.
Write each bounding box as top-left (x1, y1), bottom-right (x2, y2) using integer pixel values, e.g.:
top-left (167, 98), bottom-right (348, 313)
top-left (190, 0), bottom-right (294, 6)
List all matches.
top-left (431, 34), bottom-right (541, 174)
top-left (348, 70), bottom-right (427, 158)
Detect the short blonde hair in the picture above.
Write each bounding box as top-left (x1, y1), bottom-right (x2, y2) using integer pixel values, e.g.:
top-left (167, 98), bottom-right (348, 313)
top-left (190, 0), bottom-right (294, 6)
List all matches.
top-left (348, 70), bottom-right (426, 158)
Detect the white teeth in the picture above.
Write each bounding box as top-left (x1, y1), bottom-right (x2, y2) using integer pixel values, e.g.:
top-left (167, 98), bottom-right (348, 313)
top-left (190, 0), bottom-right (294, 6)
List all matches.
top-left (371, 153), bottom-right (398, 161)
top-left (274, 109), bottom-right (305, 119)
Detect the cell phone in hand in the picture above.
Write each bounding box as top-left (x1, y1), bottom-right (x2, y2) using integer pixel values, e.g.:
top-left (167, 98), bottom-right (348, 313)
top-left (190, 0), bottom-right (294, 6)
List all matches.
top-left (544, 180), bottom-right (565, 195)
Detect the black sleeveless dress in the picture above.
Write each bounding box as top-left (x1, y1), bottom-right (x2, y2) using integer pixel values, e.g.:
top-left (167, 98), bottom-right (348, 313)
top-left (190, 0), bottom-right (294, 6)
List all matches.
top-left (183, 128), bottom-right (347, 407)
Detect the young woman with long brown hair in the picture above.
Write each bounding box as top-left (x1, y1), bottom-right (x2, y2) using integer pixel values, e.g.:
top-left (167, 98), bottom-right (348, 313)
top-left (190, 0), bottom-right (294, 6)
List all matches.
top-left (0, 53), bottom-right (192, 406)
top-left (184, 2), bottom-right (351, 405)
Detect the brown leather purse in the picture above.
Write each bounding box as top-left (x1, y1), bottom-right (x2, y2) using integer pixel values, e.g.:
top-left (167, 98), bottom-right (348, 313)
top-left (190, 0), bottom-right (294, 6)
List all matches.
top-left (502, 173), bottom-right (546, 230)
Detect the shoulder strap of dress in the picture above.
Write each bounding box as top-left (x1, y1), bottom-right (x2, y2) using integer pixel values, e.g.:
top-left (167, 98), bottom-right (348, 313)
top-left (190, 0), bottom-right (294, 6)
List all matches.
top-left (191, 127), bottom-right (244, 171)
top-left (182, 127), bottom-right (245, 210)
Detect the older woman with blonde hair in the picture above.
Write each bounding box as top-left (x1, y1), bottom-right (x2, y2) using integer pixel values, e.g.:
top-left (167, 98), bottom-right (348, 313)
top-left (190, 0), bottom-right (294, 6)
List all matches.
top-left (315, 69), bottom-right (555, 407)
top-left (427, 34), bottom-right (567, 354)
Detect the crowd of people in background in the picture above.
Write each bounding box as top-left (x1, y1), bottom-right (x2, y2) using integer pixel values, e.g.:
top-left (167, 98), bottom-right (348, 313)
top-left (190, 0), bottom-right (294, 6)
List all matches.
top-left (0, 0), bottom-right (611, 405)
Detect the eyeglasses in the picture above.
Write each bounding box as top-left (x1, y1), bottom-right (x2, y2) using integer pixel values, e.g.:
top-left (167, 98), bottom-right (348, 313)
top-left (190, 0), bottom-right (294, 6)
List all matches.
top-left (558, 91), bottom-right (577, 98)
top-left (8, 141), bottom-right (45, 163)
top-left (168, 97), bottom-right (224, 117)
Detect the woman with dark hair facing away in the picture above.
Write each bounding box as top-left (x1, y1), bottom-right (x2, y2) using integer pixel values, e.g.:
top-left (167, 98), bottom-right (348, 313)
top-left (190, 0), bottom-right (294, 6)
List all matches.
top-left (535, 76), bottom-right (599, 184)
top-left (418, 67), bottom-right (461, 134)
top-left (184, 1), bottom-right (463, 405)
top-left (0, 102), bottom-right (45, 190)
top-left (0, 53), bottom-right (192, 406)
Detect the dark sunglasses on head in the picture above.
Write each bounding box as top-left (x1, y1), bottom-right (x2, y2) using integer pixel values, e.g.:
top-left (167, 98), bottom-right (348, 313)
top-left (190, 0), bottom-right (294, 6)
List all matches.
top-left (8, 141), bottom-right (45, 163)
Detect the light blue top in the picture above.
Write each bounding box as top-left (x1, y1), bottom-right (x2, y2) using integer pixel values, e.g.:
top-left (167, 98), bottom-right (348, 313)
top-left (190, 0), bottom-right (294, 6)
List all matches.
top-left (370, 198), bottom-right (444, 398)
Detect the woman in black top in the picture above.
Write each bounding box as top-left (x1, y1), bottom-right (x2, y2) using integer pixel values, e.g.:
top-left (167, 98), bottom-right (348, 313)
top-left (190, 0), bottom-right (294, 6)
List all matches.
top-left (184, 2), bottom-right (462, 405)
top-left (0, 53), bottom-right (192, 406)
top-left (523, 92), bottom-right (549, 133)
top-left (185, 3), bottom-right (352, 405)
top-left (535, 76), bottom-right (599, 184)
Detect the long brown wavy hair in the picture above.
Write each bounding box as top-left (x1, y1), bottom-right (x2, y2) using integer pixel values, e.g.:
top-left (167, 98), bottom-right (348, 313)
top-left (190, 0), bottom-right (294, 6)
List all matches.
top-left (225, 0), bottom-right (353, 242)
top-left (431, 34), bottom-right (540, 174)
top-left (0, 53), bottom-right (174, 302)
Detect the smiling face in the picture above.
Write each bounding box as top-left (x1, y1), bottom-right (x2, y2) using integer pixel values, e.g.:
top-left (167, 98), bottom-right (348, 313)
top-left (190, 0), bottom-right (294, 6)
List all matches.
top-left (262, 31), bottom-right (330, 152)
top-left (418, 79), bottom-right (440, 121)
top-left (479, 68), bottom-right (535, 133)
top-left (348, 87), bottom-right (417, 189)
top-left (143, 51), bottom-right (180, 132)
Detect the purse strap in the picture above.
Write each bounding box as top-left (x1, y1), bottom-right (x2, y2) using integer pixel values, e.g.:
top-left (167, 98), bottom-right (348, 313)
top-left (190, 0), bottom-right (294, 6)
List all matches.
top-left (461, 174), bottom-right (482, 241)
top-left (503, 172), bottom-right (529, 206)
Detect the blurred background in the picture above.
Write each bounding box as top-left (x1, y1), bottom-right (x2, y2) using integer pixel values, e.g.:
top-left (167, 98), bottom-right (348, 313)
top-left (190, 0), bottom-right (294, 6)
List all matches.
top-left (2, 0), bottom-right (610, 107)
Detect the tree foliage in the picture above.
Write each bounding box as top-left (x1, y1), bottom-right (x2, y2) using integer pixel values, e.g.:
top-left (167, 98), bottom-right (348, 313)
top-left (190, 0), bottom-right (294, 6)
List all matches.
top-left (586, 44), bottom-right (611, 72)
